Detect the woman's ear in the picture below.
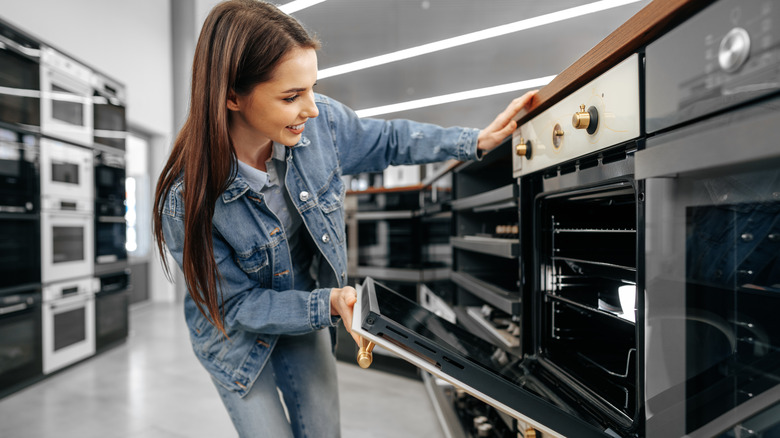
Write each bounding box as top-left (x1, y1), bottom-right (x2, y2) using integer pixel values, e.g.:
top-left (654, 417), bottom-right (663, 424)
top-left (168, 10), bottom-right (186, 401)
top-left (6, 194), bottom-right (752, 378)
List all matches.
top-left (226, 90), bottom-right (240, 112)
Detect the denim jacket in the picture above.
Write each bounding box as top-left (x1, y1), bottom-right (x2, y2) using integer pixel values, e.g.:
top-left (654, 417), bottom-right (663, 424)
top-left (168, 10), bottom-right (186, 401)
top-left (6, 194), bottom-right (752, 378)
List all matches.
top-left (161, 93), bottom-right (481, 396)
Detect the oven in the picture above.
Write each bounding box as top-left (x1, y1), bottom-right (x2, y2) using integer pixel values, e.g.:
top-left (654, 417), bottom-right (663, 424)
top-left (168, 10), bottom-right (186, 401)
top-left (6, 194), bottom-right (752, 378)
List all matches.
top-left (0, 288), bottom-right (42, 397)
top-left (95, 269), bottom-right (130, 351)
top-left (41, 207), bottom-right (94, 284)
top-left (92, 72), bottom-right (126, 151)
top-left (41, 277), bottom-right (97, 374)
top-left (39, 46), bottom-right (93, 146)
top-left (0, 128), bottom-right (38, 214)
top-left (94, 150), bottom-right (127, 275)
top-left (0, 214), bottom-right (40, 291)
top-left (639, 1), bottom-right (780, 435)
top-left (40, 137), bottom-right (93, 202)
top-left (0, 20), bottom-right (40, 132)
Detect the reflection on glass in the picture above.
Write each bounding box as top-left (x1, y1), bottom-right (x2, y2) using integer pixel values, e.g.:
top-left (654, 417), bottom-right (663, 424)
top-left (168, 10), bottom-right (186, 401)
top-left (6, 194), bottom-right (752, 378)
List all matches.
top-left (52, 226), bottom-right (84, 263)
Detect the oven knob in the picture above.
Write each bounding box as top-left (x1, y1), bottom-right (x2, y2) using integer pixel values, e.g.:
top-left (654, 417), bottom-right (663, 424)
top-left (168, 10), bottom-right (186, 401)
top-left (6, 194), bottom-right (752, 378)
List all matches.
top-left (718, 27), bottom-right (751, 73)
top-left (572, 104), bottom-right (599, 134)
top-left (515, 137), bottom-right (532, 159)
top-left (552, 123), bottom-right (564, 149)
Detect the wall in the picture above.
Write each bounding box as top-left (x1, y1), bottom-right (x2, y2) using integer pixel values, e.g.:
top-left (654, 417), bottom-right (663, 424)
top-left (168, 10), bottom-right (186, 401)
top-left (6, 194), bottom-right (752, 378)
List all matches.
top-left (0, 0), bottom-right (176, 302)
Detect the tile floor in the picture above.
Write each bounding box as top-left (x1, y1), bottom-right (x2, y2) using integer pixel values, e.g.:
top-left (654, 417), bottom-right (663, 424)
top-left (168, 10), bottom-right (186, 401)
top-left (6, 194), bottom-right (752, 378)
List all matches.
top-left (0, 302), bottom-right (445, 438)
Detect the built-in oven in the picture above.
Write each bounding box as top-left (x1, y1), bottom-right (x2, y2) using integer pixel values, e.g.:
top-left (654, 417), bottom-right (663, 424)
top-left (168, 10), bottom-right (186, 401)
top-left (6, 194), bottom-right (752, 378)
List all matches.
top-left (94, 150), bottom-right (127, 275)
top-left (39, 46), bottom-right (92, 146)
top-left (40, 137), bottom-right (93, 202)
top-left (0, 20), bottom-right (40, 132)
top-left (41, 207), bottom-right (94, 284)
top-left (0, 288), bottom-right (42, 397)
top-left (95, 269), bottom-right (130, 351)
top-left (41, 277), bottom-right (97, 374)
top-left (92, 72), bottom-right (126, 151)
top-left (0, 214), bottom-right (40, 291)
top-left (639, 1), bottom-right (780, 434)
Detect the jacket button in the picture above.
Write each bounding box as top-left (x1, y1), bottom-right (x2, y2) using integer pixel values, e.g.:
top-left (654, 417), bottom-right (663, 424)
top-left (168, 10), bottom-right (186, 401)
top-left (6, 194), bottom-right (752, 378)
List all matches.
top-left (299, 191), bottom-right (310, 202)
top-left (322, 233), bottom-right (330, 243)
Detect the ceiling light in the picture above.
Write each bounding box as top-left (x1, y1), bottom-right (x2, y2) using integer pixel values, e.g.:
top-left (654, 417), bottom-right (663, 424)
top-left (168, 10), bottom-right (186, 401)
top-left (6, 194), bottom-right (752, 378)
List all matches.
top-left (354, 75), bottom-right (555, 118)
top-left (319, 0), bottom-right (642, 79)
top-left (278, 0), bottom-right (326, 14)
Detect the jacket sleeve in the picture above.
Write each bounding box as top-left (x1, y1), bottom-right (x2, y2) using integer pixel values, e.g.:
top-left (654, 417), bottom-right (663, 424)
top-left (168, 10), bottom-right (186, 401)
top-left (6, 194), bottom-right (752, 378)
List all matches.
top-left (160, 192), bottom-right (336, 335)
top-left (321, 94), bottom-right (482, 175)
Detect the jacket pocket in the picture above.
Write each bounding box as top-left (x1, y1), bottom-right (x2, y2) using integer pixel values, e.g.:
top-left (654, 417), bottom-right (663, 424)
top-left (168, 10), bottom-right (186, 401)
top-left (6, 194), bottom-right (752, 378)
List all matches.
top-left (234, 245), bottom-right (271, 287)
top-left (318, 173), bottom-right (346, 244)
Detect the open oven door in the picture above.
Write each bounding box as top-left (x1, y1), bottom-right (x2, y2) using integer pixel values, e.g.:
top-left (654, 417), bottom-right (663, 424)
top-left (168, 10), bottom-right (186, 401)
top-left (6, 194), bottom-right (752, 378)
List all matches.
top-left (353, 276), bottom-right (612, 437)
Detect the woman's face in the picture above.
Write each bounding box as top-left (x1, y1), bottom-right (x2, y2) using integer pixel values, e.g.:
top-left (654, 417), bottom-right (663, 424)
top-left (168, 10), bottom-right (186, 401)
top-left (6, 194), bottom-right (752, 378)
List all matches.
top-left (227, 46), bottom-right (319, 149)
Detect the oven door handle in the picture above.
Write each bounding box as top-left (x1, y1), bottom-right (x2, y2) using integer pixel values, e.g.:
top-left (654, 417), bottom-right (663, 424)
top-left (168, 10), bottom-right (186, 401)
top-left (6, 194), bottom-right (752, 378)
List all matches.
top-left (48, 294), bottom-right (92, 311)
top-left (0, 302), bottom-right (30, 316)
top-left (0, 34), bottom-right (41, 58)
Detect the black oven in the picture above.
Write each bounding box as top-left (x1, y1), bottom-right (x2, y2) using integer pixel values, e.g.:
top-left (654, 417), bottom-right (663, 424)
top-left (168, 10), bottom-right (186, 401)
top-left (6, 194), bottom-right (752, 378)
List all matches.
top-left (92, 72), bottom-right (126, 151)
top-left (94, 150), bottom-right (127, 275)
top-left (0, 288), bottom-right (42, 398)
top-left (0, 214), bottom-right (40, 291)
top-left (0, 20), bottom-right (40, 133)
top-left (0, 127), bottom-right (38, 214)
top-left (95, 269), bottom-right (130, 351)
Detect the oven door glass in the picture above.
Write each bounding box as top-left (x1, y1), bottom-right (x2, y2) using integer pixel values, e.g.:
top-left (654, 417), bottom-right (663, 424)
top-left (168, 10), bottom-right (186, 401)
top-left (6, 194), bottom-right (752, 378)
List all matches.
top-left (0, 40), bottom-right (40, 130)
top-left (0, 129), bottom-right (38, 213)
top-left (645, 169), bottom-right (780, 436)
top-left (95, 217), bottom-right (127, 265)
top-left (40, 138), bottom-right (93, 202)
top-left (42, 289), bottom-right (95, 374)
top-left (95, 162), bottom-right (125, 204)
top-left (95, 288), bottom-right (128, 350)
top-left (0, 215), bottom-right (40, 289)
top-left (353, 277), bottom-right (610, 438)
top-left (0, 292), bottom-right (42, 393)
top-left (93, 100), bottom-right (126, 150)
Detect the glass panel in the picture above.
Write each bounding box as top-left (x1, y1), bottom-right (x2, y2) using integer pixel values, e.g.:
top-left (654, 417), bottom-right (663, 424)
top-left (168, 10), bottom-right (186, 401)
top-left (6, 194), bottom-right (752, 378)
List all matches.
top-left (51, 161), bottom-right (79, 185)
top-left (0, 49), bottom-right (40, 126)
top-left (53, 307), bottom-right (86, 351)
top-left (52, 226), bottom-right (84, 263)
top-left (0, 310), bottom-right (35, 374)
top-left (51, 84), bottom-right (84, 126)
top-left (0, 219), bottom-right (38, 288)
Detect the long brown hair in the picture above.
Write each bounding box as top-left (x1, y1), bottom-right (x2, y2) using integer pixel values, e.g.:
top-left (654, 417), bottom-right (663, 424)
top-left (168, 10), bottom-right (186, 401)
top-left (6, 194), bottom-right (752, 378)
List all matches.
top-left (152, 0), bottom-right (320, 335)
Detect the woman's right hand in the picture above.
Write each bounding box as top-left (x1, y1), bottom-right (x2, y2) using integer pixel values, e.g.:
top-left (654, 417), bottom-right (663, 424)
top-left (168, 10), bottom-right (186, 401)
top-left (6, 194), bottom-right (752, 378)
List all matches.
top-left (330, 286), bottom-right (361, 346)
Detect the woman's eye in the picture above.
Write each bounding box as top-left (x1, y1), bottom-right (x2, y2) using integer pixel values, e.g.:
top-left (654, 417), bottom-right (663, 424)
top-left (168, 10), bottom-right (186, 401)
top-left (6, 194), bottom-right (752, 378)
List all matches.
top-left (284, 95), bottom-right (299, 103)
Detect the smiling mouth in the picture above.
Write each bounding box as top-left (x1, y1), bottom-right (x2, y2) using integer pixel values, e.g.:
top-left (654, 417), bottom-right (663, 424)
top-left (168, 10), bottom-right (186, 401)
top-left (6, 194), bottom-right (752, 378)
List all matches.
top-left (287, 123), bottom-right (305, 131)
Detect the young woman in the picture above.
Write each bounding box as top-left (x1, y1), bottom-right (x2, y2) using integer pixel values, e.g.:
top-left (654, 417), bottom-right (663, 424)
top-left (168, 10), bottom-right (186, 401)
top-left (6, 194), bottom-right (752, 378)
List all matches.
top-left (153, 0), bottom-right (536, 436)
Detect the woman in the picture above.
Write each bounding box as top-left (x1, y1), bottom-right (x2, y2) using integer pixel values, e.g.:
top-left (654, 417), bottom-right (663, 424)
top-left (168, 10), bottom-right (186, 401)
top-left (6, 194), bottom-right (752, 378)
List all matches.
top-left (153, 0), bottom-right (536, 436)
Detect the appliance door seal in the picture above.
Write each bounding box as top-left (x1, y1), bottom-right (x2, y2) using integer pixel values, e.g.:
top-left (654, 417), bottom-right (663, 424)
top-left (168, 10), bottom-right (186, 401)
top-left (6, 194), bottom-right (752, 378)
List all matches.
top-left (352, 277), bottom-right (610, 438)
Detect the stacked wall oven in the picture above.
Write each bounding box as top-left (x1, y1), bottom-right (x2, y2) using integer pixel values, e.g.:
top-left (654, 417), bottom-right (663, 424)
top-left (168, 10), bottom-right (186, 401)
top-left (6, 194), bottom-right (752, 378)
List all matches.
top-left (0, 20), bottom-right (43, 397)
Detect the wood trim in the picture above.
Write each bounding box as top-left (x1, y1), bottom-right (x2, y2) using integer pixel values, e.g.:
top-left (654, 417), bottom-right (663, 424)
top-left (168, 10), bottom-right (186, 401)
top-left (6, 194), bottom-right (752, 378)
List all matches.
top-left (513, 0), bottom-right (715, 126)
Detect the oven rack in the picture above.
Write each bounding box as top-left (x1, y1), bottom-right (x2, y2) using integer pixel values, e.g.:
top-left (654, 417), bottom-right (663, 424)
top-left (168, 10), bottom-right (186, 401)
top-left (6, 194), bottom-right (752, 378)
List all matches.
top-left (450, 183), bottom-right (516, 213)
top-left (545, 292), bottom-right (634, 325)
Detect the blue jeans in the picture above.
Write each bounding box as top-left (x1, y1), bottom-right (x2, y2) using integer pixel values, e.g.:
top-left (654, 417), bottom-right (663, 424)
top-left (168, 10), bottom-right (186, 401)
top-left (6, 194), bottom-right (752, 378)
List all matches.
top-left (213, 329), bottom-right (341, 438)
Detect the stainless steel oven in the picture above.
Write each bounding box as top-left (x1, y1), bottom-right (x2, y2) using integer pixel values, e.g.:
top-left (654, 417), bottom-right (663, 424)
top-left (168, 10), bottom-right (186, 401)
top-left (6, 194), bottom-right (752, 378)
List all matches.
top-left (94, 150), bottom-right (127, 275)
top-left (40, 137), bottom-right (93, 202)
top-left (0, 20), bottom-right (40, 133)
top-left (42, 277), bottom-right (97, 374)
top-left (0, 288), bottom-right (42, 397)
top-left (40, 46), bottom-right (92, 146)
top-left (95, 269), bottom-right (130, 351)
top-left (92, 72), bottom-right (126, 151)
top-left (639, 1), bottom-right (780, 434)
top-left (41, 207), bottom-right (94, 284)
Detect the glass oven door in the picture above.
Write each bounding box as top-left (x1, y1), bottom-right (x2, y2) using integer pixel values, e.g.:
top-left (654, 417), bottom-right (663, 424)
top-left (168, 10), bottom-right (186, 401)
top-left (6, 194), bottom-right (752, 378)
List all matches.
top-left (41, 278), bottom-right (96, 374)
top-left (0, 128), bottom-right (38, 213)
top-left (0, 290), bottom-right (42, 396)
top-left (39, 47), bottom-right (92, 147)
top-left (0, 215), bottom-right (40, 290)
top-left (40, 138), bottom-right (93, 203)
top-left (639, 98), bottom-right (780, 437)
top-left (0, 24), bottom-right (40, 132)
top-left (41, 210), bottom-right (94, 284)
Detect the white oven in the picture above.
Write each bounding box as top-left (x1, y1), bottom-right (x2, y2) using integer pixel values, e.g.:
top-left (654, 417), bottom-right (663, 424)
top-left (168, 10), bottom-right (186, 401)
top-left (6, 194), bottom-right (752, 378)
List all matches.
top-left (42, 277), bottom-right (97, 374)
top-left (40, 137), bottom-right (93, 202)
top-left (41, 206), bottom-right (94, 284)
top-left (40, 46), bottom-right (93, 146)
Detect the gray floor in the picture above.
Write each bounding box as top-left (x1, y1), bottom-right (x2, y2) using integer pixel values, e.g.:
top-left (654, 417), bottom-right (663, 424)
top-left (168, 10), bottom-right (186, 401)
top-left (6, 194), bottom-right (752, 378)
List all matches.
top-left (0, 302), bottom-right (445, 438)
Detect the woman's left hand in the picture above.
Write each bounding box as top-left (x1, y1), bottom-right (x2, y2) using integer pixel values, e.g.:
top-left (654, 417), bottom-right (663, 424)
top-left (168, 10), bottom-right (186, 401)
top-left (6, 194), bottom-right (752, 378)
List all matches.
top-left (477, 90), bottom-right (538, 152)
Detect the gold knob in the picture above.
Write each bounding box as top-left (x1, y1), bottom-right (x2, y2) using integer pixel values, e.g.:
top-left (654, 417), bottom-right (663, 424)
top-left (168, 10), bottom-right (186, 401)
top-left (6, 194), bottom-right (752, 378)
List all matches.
top-left (357, 336), bottom-right (375, 369)
top-left (572, 104), bottom-right (590, 129)
top-left (516, 137), bottom-right (527, 156)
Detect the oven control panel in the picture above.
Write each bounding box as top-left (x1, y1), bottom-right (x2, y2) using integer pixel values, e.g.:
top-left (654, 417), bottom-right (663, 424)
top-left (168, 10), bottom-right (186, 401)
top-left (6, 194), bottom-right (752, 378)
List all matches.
top-left (512, 53), bottom-right (640, 178)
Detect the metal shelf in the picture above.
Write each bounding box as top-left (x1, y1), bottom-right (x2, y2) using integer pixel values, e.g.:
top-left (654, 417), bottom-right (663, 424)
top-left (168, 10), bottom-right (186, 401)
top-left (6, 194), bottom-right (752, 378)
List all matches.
top-left (354, 266), bottom-right (451, 283)
top-left (451, 271), bottom-right (521, 315)
top-left (450, 184), bottom-right (516, 212)
top-left (451, 236), bottom-right (519, 259)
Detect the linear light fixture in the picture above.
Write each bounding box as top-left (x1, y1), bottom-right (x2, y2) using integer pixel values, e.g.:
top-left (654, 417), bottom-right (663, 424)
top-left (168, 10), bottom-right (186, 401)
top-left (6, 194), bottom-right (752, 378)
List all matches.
top-left (354, 75), bottom-right (556, 118)
top-left (319, 0), bottom-right (642, 79)
top-left (278, 0), bottom-right (326, 14)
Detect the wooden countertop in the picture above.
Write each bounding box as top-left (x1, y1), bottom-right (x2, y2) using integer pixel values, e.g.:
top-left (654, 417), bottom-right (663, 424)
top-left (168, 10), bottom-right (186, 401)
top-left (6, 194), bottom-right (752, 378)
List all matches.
top-left (513, 0), bottom-right (715, 126)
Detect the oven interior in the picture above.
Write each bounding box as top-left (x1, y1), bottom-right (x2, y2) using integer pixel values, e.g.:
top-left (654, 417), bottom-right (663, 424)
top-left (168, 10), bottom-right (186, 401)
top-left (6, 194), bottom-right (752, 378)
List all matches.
top-left (536, 181), bottom-right (639, 425)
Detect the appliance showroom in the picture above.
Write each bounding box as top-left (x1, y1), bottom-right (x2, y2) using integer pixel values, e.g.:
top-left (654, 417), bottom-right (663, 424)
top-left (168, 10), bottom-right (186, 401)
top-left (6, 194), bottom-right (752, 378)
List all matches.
top-left (0, 0), bottom-right (778, 437)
